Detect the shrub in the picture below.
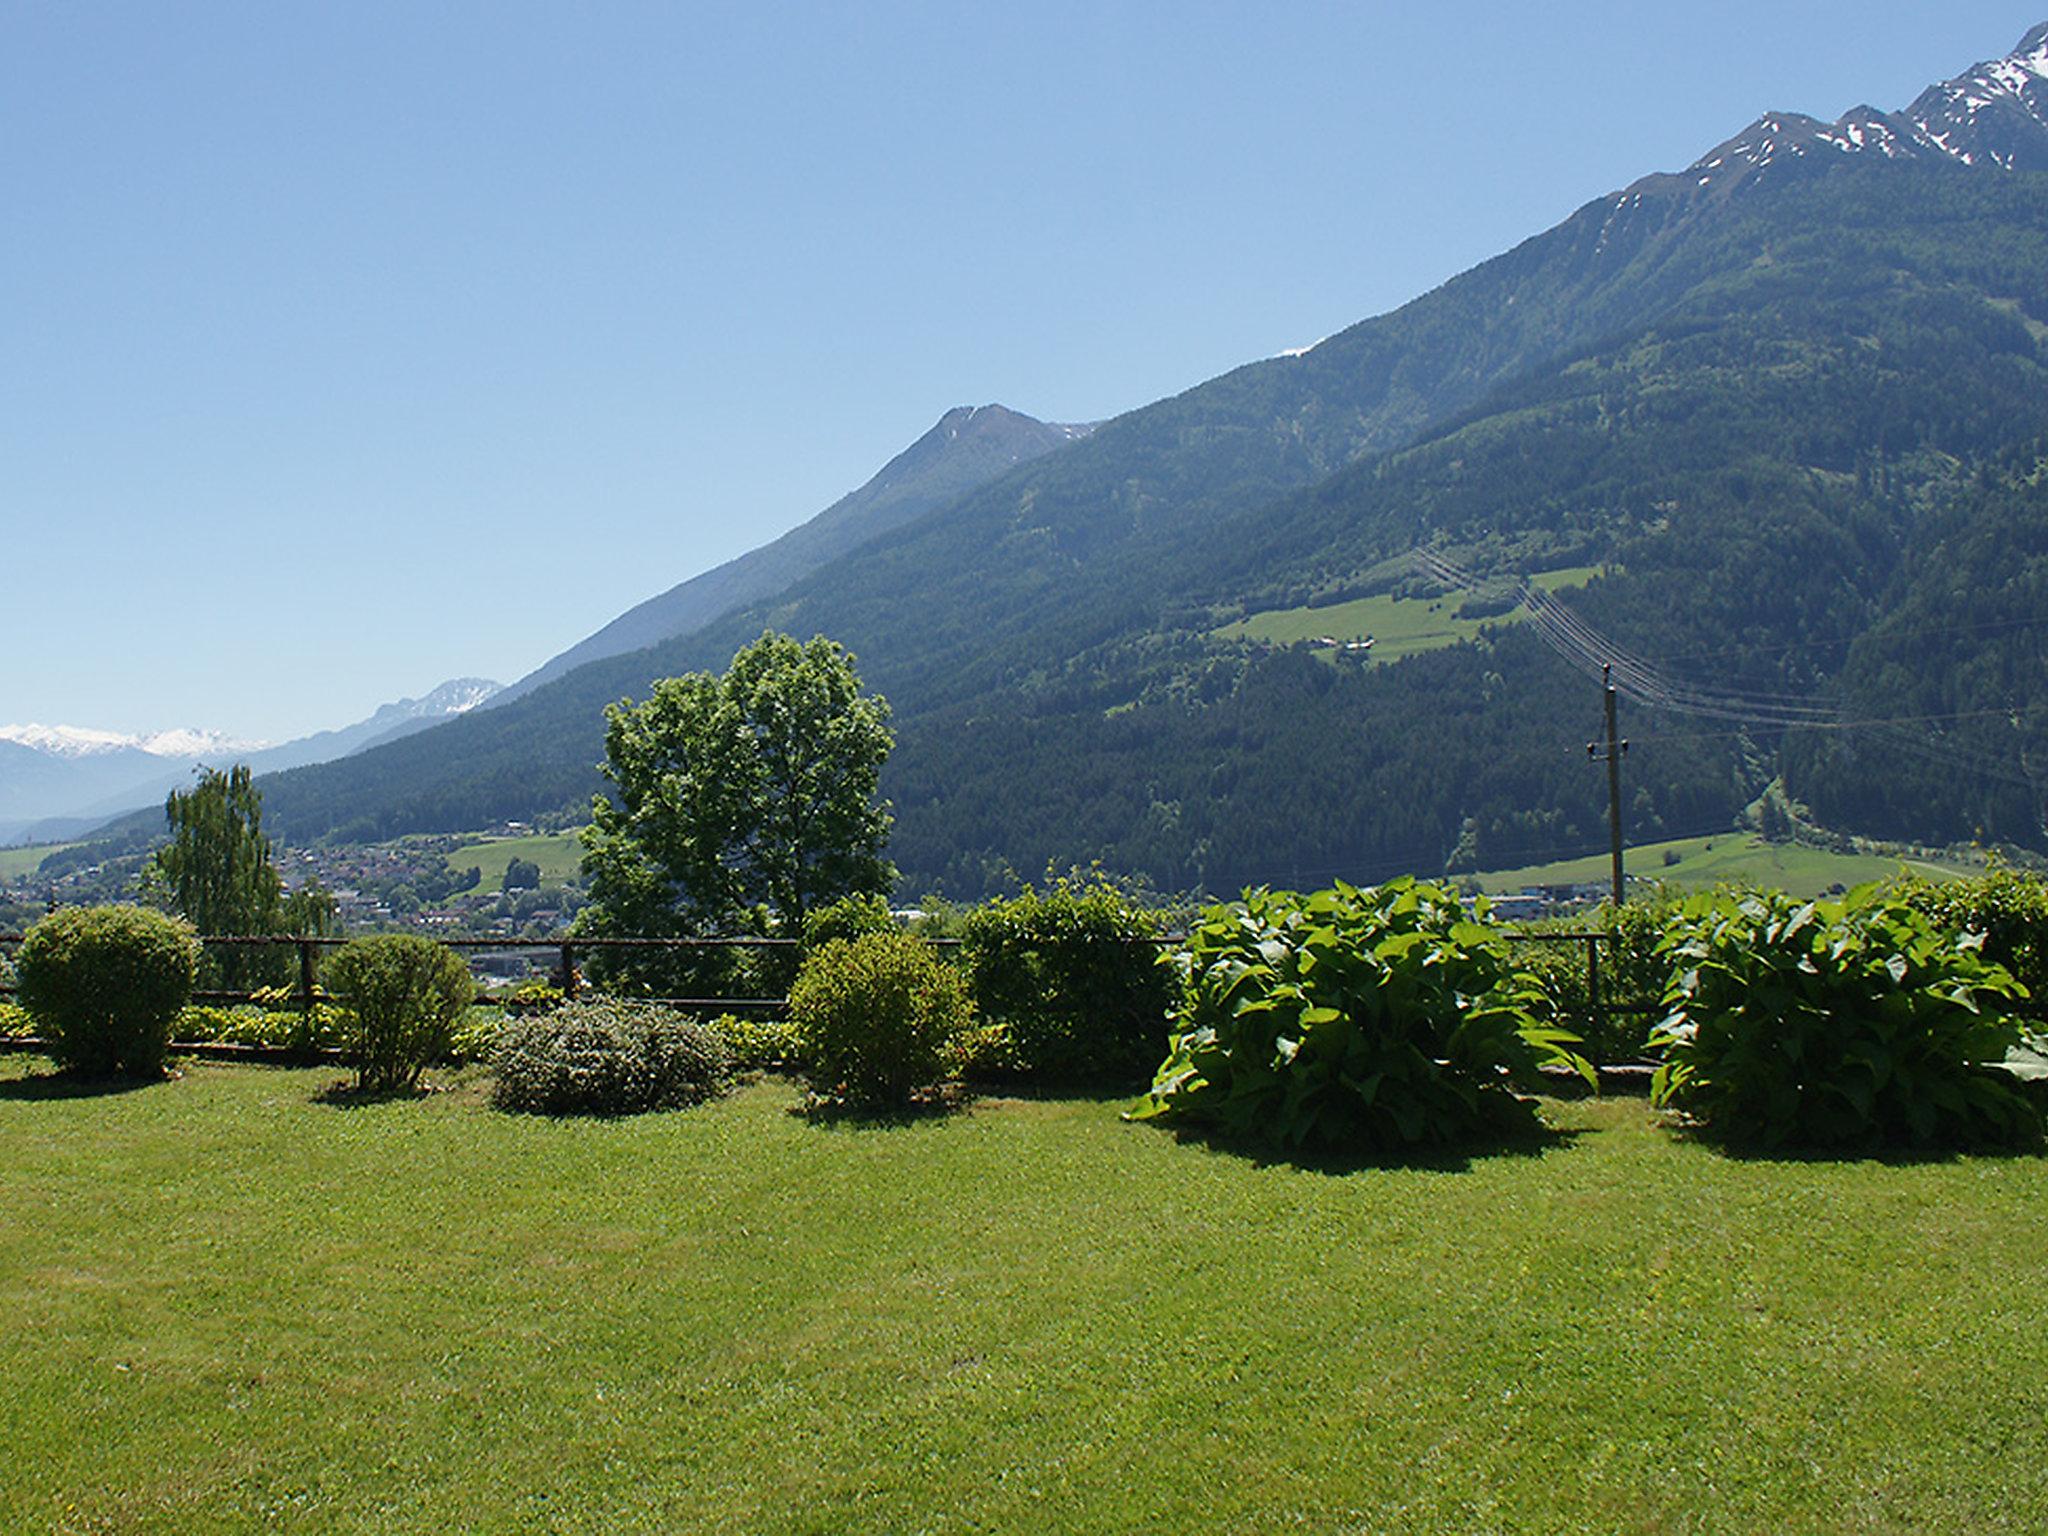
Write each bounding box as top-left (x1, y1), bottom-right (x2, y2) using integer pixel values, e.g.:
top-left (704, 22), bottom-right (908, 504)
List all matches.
top-left (324, 935), bottom-right (475, 1093)
top-left (490, 999), bottom-right (732, 1115)
top-left (1649, 887), bottom-right (2040, 1148)
top-left (173, 1003), bottom-right (344, 1052)
top-left (0, 1001), bottom-right (34, 1040)
top-left (15, 905), bottom-right (200, 1077)
top-left (448, 1007), bottom-right (507, 1063)
top-left (958, 878), bottom-right (1172, 1086)
top-left (790, 932), bottom-right (972, 1108)
top-left (1892, 864), bottom-right (2048, 1024)
top-left (708, 1012), bottom-right (804, 1071)
top-left (1131, 880), bottom-right (1590, 1152)
top-left (15, 908), bottom-right (195, 1072)
top-left (1515, 897), bottom-right (1679, 1064)
top-left (802, 892), bottom-right (897, 949)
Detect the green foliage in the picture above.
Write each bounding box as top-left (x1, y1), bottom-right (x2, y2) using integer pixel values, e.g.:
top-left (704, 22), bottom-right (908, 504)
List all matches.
top-left (1133, 879), bottom-right (1590, 1151)
top-left (801, 892), bottom-right (897, 949)
top-left (1515, 897), bottom-right (1681, 1064)
top-left (576, 630), bottom-right (896, 999)
top-left (790, 932), bottom-right (971, 1108)
top-left (173, 1003), bottom-right (345, 1053)
top-left (324, 935), bottom-right (475, 1093)
top-left (0, 1001), bottom-right (33, 1039)
top-left (448, 1008), bottom-right (507, 1065)
top-left (958, 876), bottom-right (1171, 1086)
top-left (142, 765), bottom-right (337, 991)
top-left (707, 1012), bottom-right (804, 1072)
top-left (1648, 887), bottom-right (2040, 1147)
top-left (498, 979), bottom-right (566, 1015)
top-left (489, 999), bottom-right (732, 1116)
top-left (501, 857), bottom-right (542, 892)
top-left (16, 904), bottom-right (200, 1077)
top-left (1891, 863), bottom-right (2048, 1023)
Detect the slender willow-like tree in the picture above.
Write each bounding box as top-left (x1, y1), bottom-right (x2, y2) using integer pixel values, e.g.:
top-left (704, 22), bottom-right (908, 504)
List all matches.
top-left (148, 764), bottom-right (333, 987)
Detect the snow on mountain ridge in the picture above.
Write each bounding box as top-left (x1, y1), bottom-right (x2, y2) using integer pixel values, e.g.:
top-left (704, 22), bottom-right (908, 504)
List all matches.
top-left (0, 723), bottom-right (269, 759)
top-left (1642, 21), bottom-right (2048, 193)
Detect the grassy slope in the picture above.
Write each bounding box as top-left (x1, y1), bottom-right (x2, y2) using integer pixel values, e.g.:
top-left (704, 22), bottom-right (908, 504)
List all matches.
top-left (1216, 567), bottom-right (1601, 660)
top-left (443, 830), bottom-right (584, 887)
top-left (1, 1060), bottom-right (2043, 1534)
top-left (0, 842), bottom-right (78, 882)
top-left (1476, 832), bottom-right (1974, 899)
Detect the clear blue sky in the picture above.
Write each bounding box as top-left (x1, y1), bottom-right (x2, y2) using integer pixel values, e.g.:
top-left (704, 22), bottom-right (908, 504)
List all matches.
top-left (7, 2), bottom-right (2042, 741)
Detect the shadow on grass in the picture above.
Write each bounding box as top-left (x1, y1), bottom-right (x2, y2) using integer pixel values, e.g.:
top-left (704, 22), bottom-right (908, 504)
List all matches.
top-left (1659, 1118), bottom-right (2042, 1167)
top-left (796, 1082), bottom-right (978, 1129)
top-left (0, 1067), bottom-right (173, 1101)
top-left (310, 1078), bottom-right (439, 1109)
top-left (1150, 1119), bottom-right (1585, 1176)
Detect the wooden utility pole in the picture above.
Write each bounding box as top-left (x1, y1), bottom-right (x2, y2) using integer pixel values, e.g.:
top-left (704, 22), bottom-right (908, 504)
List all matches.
top-left (1586, 663), bottom-right (1629, 906)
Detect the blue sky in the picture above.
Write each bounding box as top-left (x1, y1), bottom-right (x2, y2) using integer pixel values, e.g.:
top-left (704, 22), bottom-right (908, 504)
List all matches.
top-left (6, 2), bottom-right (2043, 741)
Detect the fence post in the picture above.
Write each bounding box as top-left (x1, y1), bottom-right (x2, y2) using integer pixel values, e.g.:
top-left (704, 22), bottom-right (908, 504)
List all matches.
top-left (1586, 933), bottom-right (1601, 1024)
top-left (560, 942), bottom-right (578, 999)
top-left (297, 937), bottom-right (318, 1018)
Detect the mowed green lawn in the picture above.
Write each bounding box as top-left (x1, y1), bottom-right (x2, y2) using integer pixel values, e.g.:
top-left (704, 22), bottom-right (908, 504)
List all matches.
top-left (1215, 566), bottom-right (1602, 661)
top-left (2, 1058), bottom-right (2044, 1534)
top-left (1477, 832), bottom-right (1972, 900)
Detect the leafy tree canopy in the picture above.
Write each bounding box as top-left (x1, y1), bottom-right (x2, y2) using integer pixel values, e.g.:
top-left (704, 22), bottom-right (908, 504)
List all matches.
top-left (577, 632), bottom-right (896, 953)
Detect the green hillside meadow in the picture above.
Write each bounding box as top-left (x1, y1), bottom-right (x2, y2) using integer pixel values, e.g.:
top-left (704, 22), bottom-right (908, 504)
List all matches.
top-left (1216, 566), bottom-right (1601, 658)
top-left (444, 830), bottom-right (584, 887)
top-left (1475, 833), bottom-right (1972, 900)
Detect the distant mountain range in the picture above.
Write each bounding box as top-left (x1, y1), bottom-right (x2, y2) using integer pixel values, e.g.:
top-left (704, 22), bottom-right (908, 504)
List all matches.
top-left (0, 678), bottom-right (500, 845)
top-left (95, 22), bottom-right (2048, 894)
top-left (494, 404), bottom-right (1094, 704)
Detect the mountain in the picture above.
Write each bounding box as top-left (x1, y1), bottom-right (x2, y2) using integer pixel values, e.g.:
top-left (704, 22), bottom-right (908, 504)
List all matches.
top-left (1654, 20), bottom-right (2048, 192)
top-left (247, 678), bottom-right (504, 770)
top-left (0, 678), bottom-right (501, 845)
top-left (243, 24), bottom-right (2048, 893)
top-left (494, 405), bottom-right (1095, 704)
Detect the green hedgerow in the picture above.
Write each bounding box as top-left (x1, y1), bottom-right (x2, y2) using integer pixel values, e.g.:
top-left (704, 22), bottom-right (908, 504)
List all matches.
top-left (958, 877), bottom-right (1171, 1087)
top-left (16, 904), bottom-right (200, 1078)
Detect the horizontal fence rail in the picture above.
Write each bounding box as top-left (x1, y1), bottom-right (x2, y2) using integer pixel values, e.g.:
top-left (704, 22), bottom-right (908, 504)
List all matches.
top-left (0, 927), bottom-right (1658, 1019)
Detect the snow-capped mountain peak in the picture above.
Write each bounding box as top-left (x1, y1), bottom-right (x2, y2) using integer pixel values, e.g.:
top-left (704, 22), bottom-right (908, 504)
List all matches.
top-left (0, 723), bottom-right (268, 759)
top-left (1638, 22), bottom-right (2048, 197)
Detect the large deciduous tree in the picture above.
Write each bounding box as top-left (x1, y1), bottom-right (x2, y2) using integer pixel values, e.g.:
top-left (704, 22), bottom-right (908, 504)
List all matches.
top-left (575, 631), bottom-right (895, 996)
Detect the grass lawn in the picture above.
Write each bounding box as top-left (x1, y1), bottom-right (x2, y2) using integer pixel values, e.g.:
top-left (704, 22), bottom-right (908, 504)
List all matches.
top-left (1477, 832), bottom-right (1974, 900)
top-left (1215, 566), bottom-right (1601, 661)
top-left (1, 1058), bottom-right (2043, 1534)
top-left (442, 830), bottom-right (584, 888)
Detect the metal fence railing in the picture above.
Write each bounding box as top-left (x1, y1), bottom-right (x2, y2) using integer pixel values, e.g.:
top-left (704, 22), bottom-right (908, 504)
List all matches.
top-left (0, 926), bottom-right (1656, 1030)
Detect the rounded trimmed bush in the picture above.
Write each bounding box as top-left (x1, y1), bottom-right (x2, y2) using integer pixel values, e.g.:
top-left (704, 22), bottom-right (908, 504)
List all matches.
top-left (16, 904), bottom-right (200, 1077)
top-left (490, 999), bottom-right (733, 1115)
top-left (325, 934), bottom-right (474, 1093)
top-left (790, 932), bottom-right (971, 1108)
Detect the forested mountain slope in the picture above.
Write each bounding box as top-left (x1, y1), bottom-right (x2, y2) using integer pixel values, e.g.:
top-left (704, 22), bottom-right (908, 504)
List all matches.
top-left (495, 404), bottom-right (1095, 704)
top-left (255, 140), bottom-right (1875, 848)
top-left (250, 31), bottom-right (2048, 894)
